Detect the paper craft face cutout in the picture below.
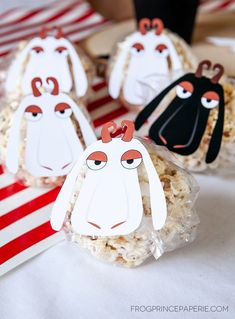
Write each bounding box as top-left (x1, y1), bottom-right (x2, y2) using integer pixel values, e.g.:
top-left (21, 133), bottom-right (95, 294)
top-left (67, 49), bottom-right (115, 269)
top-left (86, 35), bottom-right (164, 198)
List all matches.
top-left (135, 60), bottom-right (225, 164)
top-left (108, 18), bottom-right (182, 106)
top-left (6, 77), bottom-right (96, 177)
top-left (50, 120), bottom-right (167, 236)
top-left (6, 27), bottom-right (88, 97)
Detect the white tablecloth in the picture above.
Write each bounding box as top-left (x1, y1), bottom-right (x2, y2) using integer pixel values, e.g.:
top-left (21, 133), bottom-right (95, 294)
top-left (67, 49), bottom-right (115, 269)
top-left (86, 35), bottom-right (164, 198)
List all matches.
top-left (1, 174), bottom-right (234, 319)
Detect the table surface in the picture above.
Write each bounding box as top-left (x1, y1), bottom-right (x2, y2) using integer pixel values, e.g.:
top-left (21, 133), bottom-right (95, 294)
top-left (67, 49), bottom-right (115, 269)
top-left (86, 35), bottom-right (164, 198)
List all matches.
top-left (0, 1), bottom-right (235, 318)
top-left (1, 173), bottom-right (235, 319)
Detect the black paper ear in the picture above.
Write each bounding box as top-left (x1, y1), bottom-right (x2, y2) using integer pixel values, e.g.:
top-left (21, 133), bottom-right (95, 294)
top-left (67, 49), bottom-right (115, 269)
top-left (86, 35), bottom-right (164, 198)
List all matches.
top-left (135, 76), bottom-right (187, 130)
top-left (205, 92), bottom-right (225, 164)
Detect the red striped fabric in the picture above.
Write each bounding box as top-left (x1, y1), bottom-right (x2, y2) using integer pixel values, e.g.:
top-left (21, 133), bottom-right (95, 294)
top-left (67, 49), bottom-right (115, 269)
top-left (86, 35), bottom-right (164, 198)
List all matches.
top-left (0, 222), bottom-right (57, 265)
top-left (87, 95), bottom-right (113, 112)
top-left (0, 182), bottom-right (28, 201)
top-left (0, 165), bottom-right (4, 175)
top-left (0, 18), bottom-right (109, 48)
top-left (199, 0), bottom-right (235, 12)
top-left (0, 9), bottom-right (95, 37)
top-left (0, 187), bottom-right (61, 230)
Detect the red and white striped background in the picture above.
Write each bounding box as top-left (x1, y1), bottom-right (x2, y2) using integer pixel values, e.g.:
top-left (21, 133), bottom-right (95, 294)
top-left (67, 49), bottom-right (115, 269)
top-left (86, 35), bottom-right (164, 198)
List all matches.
top-left (0, 0), bottom-right (234, 276)
top-left (199, 0), bottom-right (235, 12)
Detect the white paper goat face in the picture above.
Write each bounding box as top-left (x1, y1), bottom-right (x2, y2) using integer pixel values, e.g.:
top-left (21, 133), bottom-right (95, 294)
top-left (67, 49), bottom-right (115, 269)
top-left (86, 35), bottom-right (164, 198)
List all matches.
top-left (108, 18), bottom-right (182, 105)
top-left (6, 28), bottom-right (88, 97)
top-left (50, 120), bottom-right (167, 236)
top-left (6, 77), bottom-right (96, 177)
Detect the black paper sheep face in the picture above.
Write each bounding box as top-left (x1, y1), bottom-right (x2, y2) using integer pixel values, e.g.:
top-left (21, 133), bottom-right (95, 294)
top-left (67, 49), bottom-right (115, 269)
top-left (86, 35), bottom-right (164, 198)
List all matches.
top-left (135, 60), bottom-right (225, 164)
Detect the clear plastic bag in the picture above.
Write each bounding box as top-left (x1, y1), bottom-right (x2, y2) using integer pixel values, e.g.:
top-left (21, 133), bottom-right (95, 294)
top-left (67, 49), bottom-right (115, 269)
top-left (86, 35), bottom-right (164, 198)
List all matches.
top-left (2, 31), bottom-right (95, 102)
top-left (107, 20), bottom-right (198, 112)
top-left (0, 78), bottom-right (96, 187)
top-left (0, 35), bottom-right (96, 187)
top-left (174, 76), bottom-right (235, 175)
top-left (60, 138), bottom-right (200, 267)
top-left (135, 69), bottom-right (235, 175)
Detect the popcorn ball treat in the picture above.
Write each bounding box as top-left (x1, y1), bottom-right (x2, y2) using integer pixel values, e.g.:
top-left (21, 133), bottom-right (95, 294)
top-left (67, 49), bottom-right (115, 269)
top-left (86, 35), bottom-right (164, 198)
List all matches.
top-left (4, 26), bottom-right (94, 103)
top-left (0, 77), bottom-right (96, 187)
top-left (177, 76), bottom-right (235, 173)
top-left (135, 60), bottom-right (235, 174)
top-left (50, 120), bottom-right (199, 267)
top-left (107, 18), bottom-right (197, 112)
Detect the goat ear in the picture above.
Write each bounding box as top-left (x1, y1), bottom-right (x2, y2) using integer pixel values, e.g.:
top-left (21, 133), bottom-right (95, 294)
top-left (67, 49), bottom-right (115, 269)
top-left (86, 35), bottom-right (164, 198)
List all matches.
top-left (165, 38), bottom-right (182, 70)
top-left (206, 89), bottom-right (224, 164)
top-left (6, 102), bottom-right (26, 173)
top-left (50, 152), bottom-right (87, 231)
top-left (69, 99), bottom-right (97, 146)
top-left (6, 45), bottom-right (31, 92)
top-left (135, 76), bottom-right (184, 130)
top-left (141, 144), bottom-right (167, 230)
top-left (65, 41), bottom-right (88, 97)
top-left (108, 43), bottom-right (130, 99)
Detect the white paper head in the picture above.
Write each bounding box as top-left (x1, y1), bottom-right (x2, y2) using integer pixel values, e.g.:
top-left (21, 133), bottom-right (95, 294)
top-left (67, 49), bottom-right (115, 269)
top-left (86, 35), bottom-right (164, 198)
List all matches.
top-left (108, 18), bottom-right (182, 106)
top-left (6, 77), bottom-right (96, 177)
top-left (50, 120), bottom-right (167, 236)
top-left (6, 27), bottom-right (88, 97)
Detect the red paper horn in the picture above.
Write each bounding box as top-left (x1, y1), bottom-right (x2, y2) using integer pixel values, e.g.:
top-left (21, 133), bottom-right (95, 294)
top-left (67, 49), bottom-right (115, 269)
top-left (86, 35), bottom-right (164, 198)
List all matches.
top-left (39, 27), bottom-right (49, 39)
top-left (211, 64), bottom-right (224, 84)
top-left (139, 18), bottom-right (151, 35)
top-left (121, 120), bottom-right (135, 142)
top-left (195, 60), bottom-right (211, 78)
top-left (101, 121), bottom-right (117, 143)
top-left (31, 77), bottom-right (42, 97)
top-left (55, 26), bottom-right (63, 39)
top-left (46, 77), bottom-right (59, 95)
top-left (152, 18), bottom-right (164, 35)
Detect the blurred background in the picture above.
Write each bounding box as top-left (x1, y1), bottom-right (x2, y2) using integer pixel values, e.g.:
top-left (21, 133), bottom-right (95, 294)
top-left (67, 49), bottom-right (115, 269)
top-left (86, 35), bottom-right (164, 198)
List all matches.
top-left (1, 0), bottom-right (234, 75)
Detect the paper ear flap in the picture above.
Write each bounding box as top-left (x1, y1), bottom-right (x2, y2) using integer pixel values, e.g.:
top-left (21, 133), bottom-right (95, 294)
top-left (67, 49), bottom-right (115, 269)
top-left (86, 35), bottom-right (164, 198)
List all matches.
top-left (66, 41), bottom-right (88, 97)
top-left (6, 103), bottom-right (27, 173)
top-left (108, 44), bottom-right (130, 99)
top-left (6, 45), bottom-right (31, 92)
top-left (135, 76), bottom-right (183, 130)
top-left (141, 145), bottom-right (167, 230)
top-left (69, 100), bottom-right (97, 146)
top-left (50, 152), bottom-right (87, 231)
top-left (205, 91), bottom-right (225, 164)
top-left (166, 39), bottom-right (182, 70)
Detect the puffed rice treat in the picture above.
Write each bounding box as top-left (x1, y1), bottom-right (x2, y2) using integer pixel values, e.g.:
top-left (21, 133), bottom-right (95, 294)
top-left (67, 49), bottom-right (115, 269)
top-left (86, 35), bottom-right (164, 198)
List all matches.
top-left (107, 18), bottom-right (197, 112)
top-left (0, 83), bottom-right (95, 188)
top-left (62, 141), bottom-right (199, 267)
top-left (170, 75), bottom-right (235, 173)
top-left (3, 27), bottom-right (94, 104)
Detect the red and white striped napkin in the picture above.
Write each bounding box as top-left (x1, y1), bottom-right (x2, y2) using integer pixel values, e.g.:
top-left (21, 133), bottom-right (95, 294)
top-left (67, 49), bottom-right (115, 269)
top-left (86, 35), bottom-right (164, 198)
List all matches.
top-left (199, 0), bottom-right (235, 12)
top-left (0, 0), bottom-right (109, 58)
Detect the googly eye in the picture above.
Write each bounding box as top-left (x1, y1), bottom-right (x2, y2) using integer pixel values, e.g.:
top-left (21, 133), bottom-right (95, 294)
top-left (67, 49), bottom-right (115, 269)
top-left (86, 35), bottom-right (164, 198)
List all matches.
top-left (54, 103), bottom-right (72, 118)
top-left (155, 44), bottom-right (169, 57)
top-left (201, 91), bottom-right (219, 109)
top-left (55, 46), bottom-right (68, 54)
top-left (176, 81), bottom-right (194, 99)
top-left (131, 42), bottom-right (145, 56)
top-left (24, 105), bottom-right (43, 121)
top-left (86, 151), bottom-right (108, 170)
top-left (121, 150), bottom-right (142, 169)
top-left (31, 46), bottom-right (44, 54)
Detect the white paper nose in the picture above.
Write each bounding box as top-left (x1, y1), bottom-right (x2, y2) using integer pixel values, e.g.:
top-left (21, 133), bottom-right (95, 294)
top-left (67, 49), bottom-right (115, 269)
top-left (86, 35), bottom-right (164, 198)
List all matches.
top-left (38, 127), bottom-right (73, 172)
